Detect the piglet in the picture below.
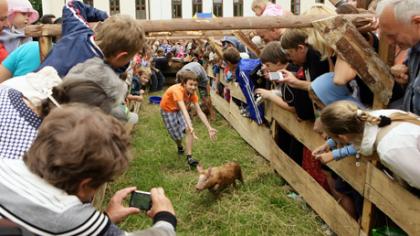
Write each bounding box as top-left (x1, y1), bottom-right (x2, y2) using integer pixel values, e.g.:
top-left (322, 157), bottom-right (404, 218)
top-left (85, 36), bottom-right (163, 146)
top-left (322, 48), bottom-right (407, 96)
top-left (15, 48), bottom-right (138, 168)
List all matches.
top-left (195, 162), bottom-right (243, 193)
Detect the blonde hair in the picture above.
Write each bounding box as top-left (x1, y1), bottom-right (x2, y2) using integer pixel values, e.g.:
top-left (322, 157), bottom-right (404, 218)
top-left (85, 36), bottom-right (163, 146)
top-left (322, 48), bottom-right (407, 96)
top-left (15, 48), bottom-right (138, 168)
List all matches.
top-left (302, 4), bottom-right (336, 60)
top-left (321, 101), bottom-right (420, 135)
top-left (95, 15), bottom-right (145, 58)
top-left (252, 0), bottom-right (268, 9)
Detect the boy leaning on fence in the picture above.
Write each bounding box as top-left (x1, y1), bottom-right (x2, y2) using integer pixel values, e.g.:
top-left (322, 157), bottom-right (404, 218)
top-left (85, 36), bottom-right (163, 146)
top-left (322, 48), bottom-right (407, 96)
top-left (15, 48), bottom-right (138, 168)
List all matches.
top-left (160, 70), bottom-right (217, 169)
top-left (38, 0), bottom-right (145, 78)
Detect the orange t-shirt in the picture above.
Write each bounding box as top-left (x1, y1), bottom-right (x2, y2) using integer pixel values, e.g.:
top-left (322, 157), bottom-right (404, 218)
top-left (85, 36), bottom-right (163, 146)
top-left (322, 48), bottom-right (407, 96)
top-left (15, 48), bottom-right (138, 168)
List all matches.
top-left (160, 84), bottom-right (199, 112)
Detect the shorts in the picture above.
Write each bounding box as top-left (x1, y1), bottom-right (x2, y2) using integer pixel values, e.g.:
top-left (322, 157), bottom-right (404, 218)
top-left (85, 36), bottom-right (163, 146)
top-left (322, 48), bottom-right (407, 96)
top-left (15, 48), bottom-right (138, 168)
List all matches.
top-left (161, 109), bottom-right (186, 141)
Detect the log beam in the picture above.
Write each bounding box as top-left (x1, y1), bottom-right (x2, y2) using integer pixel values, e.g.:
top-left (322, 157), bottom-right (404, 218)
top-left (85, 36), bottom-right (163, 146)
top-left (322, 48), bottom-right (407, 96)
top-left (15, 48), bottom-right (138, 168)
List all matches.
top-left (312, 16), bottom-right (394, 108)
top-left (233, 31), bottom-right (261, 57)
top-left (25, 14), bottom-right (373, 37)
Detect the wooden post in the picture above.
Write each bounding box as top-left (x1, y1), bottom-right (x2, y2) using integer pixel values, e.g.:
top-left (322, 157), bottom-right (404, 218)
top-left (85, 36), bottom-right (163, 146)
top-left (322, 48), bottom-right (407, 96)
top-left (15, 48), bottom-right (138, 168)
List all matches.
top-left (312, 16), bottom-right (394, 109)
top-left (39, 36), bottom-right (53, 62)
top-left (233, 31), bottom-right (261, 57)
top-left (378, 35), bottom-right (396, 66)
top-left (207, 37), bottom-right (224, 60)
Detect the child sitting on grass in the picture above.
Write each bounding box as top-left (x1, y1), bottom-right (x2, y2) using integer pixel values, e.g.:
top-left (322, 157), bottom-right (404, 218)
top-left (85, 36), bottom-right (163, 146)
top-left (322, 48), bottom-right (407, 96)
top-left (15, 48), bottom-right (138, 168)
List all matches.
top-left (160, 70), bottom-right (217, 169)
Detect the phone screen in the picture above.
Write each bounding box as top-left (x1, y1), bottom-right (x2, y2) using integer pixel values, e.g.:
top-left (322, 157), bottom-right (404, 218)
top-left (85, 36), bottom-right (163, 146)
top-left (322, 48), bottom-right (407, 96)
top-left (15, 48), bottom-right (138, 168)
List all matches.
top-left (269, 72), bottom-right (283, 81)
top-left (129, 191), bottom-right (152, 211)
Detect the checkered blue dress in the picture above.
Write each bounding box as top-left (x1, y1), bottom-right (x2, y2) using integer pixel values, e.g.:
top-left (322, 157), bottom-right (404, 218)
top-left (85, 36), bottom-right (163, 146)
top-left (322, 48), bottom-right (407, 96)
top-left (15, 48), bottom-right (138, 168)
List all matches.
top-left (0, 86), bottom-right (41, 159)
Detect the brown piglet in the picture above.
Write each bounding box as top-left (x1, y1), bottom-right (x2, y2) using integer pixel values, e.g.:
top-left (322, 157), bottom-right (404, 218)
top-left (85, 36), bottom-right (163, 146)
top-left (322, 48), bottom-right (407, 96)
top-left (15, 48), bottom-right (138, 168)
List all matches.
top-left (195, 162), bottom-right (243, 193)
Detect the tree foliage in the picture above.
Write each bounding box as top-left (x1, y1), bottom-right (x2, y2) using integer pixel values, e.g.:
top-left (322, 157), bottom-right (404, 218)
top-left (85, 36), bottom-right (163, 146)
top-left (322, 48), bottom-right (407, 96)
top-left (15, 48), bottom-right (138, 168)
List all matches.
top-left (30, 0), bottom-right (43, 16)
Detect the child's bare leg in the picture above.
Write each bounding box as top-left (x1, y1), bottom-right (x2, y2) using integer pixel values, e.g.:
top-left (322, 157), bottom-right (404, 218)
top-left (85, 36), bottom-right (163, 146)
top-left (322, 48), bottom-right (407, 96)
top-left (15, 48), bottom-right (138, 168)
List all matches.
top-left (185, 132), bottom-right (199, 168)
top-left (185, 131), bottom-right (193, 156)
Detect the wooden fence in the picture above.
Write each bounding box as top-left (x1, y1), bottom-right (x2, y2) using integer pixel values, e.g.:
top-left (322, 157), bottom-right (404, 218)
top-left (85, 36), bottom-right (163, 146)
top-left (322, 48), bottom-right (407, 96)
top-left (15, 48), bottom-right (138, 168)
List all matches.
top-left (26, 10), bottom-right (420, 236)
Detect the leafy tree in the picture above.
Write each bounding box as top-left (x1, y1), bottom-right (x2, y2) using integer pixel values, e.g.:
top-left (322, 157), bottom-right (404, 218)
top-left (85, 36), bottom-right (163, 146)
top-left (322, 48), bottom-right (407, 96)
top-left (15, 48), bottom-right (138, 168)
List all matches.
top-left (30, 0), bottom-right (43, 16)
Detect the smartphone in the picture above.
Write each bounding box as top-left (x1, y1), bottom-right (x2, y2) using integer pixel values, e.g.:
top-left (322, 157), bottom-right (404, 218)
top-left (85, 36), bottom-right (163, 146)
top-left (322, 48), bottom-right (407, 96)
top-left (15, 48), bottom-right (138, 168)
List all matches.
top-left (129, 190), bottom-right (152, 211)
top-left (268, 71), bottom-right (284, 81)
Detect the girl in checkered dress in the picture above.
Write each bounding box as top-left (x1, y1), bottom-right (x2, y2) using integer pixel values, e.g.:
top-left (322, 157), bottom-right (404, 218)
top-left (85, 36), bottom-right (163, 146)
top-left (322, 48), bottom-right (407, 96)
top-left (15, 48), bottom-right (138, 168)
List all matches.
top-left (160, 70), bottom-right (217, 168)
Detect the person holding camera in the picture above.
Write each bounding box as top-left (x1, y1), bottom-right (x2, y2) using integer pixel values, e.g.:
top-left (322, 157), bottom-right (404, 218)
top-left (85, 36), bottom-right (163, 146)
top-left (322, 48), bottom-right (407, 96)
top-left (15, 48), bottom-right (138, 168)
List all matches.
top-left (0, 105), bottom-right (176, 236)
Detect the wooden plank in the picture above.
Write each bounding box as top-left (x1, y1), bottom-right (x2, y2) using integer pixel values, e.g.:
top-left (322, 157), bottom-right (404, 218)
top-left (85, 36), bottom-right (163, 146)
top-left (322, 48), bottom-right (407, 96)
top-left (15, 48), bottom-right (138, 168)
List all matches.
top-left (271, 147), bottom-right (361, 236)
top-left (207, 37), bottom-right (224, 61)
top-left (147, 29), bottom-right (252, 38)
top-left (138, 14), bottom-right (373, 33)
top-left (266, 102), bottom-right (366, 194)
top-left (233, 31), bottom-right (261, 57)
top-left (378, 34), bottom-right (396, 66)
top-left (364, 163), bottom-right (420, 235)
top-left (211, 90), bottom-right (273, 161)
top-left (39, 36), bottom-right (53, 62)
top-left (359, 160), bottom-right (378, 236)
top-left (218, 75), bottom-right (247, 103)
top-left (212, 90), bottom-right (361, 235)
top-left (24, 14), bottom-right (374, 37)
top-left (313, 16), bottom-right (394, 109)
top-left (357, 0), bottom-right (371, 9)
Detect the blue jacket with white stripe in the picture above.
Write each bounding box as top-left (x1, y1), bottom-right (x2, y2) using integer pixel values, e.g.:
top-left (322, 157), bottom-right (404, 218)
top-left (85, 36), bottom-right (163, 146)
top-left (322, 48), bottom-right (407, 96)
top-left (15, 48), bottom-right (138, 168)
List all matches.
top-left (38, 0), bottom-right (108, 77)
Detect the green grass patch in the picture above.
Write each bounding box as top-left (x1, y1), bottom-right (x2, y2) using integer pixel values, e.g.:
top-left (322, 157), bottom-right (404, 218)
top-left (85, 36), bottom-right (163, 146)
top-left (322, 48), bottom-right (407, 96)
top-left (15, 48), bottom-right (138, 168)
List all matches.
top-left (105, 94), bottom-right (324, 235)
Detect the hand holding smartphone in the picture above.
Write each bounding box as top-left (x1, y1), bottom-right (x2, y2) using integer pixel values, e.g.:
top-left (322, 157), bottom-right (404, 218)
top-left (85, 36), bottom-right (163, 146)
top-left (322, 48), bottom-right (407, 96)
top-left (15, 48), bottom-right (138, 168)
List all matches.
top-left (268, 71), bottom-right (284, 81)
top-left (129, 190), bottom-right (152, 211)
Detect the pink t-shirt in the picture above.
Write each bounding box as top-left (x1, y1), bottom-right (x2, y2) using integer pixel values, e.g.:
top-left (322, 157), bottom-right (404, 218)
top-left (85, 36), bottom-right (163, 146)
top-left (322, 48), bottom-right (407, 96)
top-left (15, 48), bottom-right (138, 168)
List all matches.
top-left (262, 2), bottom-right (284, 16)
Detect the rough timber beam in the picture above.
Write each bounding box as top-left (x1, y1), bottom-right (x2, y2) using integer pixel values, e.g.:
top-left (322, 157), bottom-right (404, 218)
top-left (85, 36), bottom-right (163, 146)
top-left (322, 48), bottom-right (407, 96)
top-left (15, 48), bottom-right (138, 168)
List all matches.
top-left (233, 31), bottom-right (261, 57)
top-left (25, 14), bottom-right (373, 37)
top-left (312, 16), bottom-right (394, 108)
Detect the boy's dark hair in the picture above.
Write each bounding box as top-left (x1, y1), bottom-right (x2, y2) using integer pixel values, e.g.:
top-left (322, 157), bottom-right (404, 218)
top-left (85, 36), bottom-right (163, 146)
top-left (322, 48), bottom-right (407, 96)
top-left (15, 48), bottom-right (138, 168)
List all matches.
top-left (156, 48), bottom-right (164, 55)
top-left (177, 70), bottom-right (199, 84)
top-left (260, 41), bottom-right (288, 64)
top-left (223, 47), bottom-right (241, 65)
top-left (280, 29), bottom-right (308, 49)
top-left (24, 104), bottom-right (131, 195)
top-left (39, 14), bottom-right (56, 24)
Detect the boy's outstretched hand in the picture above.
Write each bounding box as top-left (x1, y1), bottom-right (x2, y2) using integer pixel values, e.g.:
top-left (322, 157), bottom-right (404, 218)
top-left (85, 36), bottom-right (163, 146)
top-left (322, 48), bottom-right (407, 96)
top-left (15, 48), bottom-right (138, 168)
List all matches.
top-left (208, 127), bottom-right (217, 141)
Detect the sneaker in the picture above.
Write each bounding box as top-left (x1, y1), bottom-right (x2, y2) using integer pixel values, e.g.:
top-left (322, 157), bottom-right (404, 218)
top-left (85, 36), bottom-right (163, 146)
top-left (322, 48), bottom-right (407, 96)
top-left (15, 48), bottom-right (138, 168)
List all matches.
top-left (177, 146), bottom-right (184, 155)
top-left (187, 157), bottom-right (199, 169)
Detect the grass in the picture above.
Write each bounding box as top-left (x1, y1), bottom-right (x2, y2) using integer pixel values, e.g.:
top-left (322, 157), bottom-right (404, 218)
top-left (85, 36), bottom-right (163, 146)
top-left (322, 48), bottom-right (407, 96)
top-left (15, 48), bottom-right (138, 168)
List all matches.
top-left (105, 93), bottom-right (325, 236)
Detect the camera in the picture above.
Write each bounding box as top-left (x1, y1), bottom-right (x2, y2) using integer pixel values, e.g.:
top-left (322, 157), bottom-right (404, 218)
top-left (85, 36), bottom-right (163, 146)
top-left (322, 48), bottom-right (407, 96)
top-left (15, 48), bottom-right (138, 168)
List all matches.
top-left (129, 190), bottom-right (152, 211)
top-left (268, 71), bottom-right (284, 81)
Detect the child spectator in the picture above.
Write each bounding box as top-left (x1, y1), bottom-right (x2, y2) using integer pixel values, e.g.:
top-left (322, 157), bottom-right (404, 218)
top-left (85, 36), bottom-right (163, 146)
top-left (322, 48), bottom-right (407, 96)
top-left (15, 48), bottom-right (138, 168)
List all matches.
top-left (38, 0), bottom-right (145, 77)
top-left (160, 70), bottom-right (217, 168)
top-left (0, 41), bottom-right (40, 81)
top-left (0, 104), bottom-right (177, 235)
top-left (316, 101), bottom-right (420, 189)
top-left (0, 58), bottom-right (127, 160)
top-left (0, 0), bottom-right (39, 53)
top-left (179, 62), bottom-right (215, 119)
top-left (253, 0), bottom-right (288, 43)
top-left (252, 0), bottom-right (283, 16)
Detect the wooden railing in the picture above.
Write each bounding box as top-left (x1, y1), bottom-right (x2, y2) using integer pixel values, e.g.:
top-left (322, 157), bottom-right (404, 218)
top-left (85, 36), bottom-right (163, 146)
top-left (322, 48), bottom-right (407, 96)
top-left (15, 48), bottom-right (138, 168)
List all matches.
top-left (27, 12), bottom-right (419, 235)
